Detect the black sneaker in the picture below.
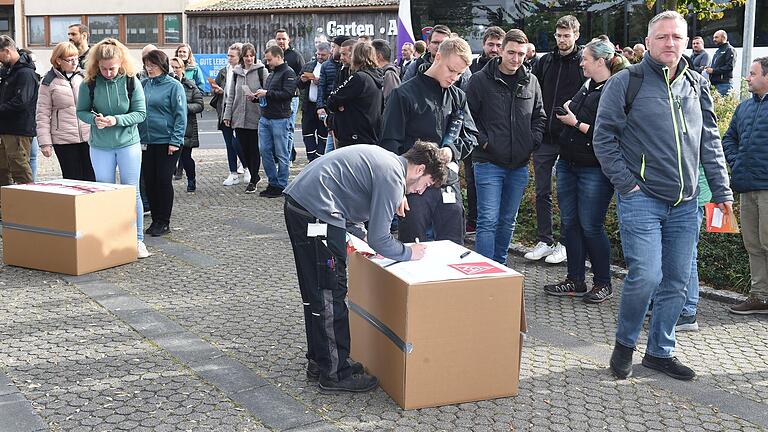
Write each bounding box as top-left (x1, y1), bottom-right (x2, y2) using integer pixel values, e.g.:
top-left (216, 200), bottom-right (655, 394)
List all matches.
top-left (307, 359), bottom-right (365, 382)
top-left (151, 223), bottom-right (170, 237)
top-left (318, 373), bottom-right (379, 393)
top-left (173, 166), bottom-right (183, 180)
top-left (675, 314), bottom-right (699, 332)
top-left (145, 222), bottom-right (158, 235)
top-left (543, 278), bottom-right (587, 297)
top-left (265, 186), bottom-right (284, 198)
top-left (187, 179), bottom-right (196, 193)
top-left (642, 354), bottom-right (696, 381)
top-left (244, 183), bottom-right (258, 194)
top-left (258, 186), bottom-right (274, 197)
top-left (609, 341), bottom-right (634, 379)
top-left (583, 283), bottom-right (613, 304)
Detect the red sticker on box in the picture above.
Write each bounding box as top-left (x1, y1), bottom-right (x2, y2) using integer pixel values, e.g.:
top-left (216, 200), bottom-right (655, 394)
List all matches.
top-left (448, 262), bottom-right (505, 275)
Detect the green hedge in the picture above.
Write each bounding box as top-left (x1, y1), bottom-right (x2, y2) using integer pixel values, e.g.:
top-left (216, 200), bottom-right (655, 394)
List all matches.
top-left (475, 90), bottom-right (752, 293)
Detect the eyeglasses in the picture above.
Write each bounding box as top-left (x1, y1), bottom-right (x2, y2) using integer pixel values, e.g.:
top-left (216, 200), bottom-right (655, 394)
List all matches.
top-left (60, 57), bottom-right (78, 64)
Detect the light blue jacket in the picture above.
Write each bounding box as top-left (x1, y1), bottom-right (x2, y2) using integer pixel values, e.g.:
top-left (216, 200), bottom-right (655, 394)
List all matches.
top-left (138, 73), bottom-right (187, 147)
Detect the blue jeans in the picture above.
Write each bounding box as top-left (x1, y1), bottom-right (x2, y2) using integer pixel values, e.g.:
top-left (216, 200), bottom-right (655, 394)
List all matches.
top-left (221, 125), bottom-right (245, 173)
top-left (325, 134), bottom-right (335, 154)
top-left (682, 206), bottom-right (705, 316)
top-left (714, 82), bottom-right (733, 96)
top-left (29, 137), bottom-right (38, 182)
top-left (90, 144), bottom-right (144, 241)
top-left (556, 161), bottom-right (614, 285)
top-left (615, 190), bottom-right (699, 358)
top-left (474, 162), bottom-right (529, 264)
top-left (288, 96), bottom-right (299, 154)
top-left (259, 117), bottom-right (291, 189)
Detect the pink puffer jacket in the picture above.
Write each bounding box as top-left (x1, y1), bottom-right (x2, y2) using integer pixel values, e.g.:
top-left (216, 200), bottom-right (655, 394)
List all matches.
top-left (35, 68), bottom-right (90, 146)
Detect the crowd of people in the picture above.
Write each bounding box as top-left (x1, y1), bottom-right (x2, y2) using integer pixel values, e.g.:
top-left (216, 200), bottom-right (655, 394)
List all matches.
top-left (0, 10), bottom-right (766, 394)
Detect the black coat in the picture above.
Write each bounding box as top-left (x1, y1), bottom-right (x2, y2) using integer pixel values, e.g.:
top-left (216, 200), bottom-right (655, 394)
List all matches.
top-left (327, 68), bottom-right (384, 147)
top-left (297, 59), bottom-right (320, 110)
top-left (466, 57), bottom-right (546, 169)
top-left (558, 79), bottom-right (604, 166)
top-left (262, 63), bottom-right (297, 119)
top-left (380, 73), bottom-right (479, 186)
top-left (181, 78), bottom-right (203, 148)
top-left (533, 46), bottom-right (586, 140)
top-left (0, 51), bottom-right (39, 136)
top-left (709, 42), bottom-right (736, 85)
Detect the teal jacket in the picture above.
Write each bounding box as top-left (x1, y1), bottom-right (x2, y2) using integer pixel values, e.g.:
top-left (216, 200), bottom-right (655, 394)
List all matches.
top-left (76, 74), bottom-right (146, 149)
top-left (139, 73), bottom-right (187, 147)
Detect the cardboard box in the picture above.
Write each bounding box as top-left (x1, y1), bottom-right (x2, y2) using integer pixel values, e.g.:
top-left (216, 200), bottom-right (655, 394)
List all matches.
top-left (349, 240), bottom-right (526, 410)
top-left (2, 180), bottom-right (137, 275)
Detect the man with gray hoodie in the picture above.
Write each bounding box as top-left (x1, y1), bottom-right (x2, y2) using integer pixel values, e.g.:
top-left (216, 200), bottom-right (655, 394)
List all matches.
top-left (593, 11), bottom-right (733, 382)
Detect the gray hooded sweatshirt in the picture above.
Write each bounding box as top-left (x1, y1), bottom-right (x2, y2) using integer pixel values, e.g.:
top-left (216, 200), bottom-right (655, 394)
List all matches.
top-left (593, 55), bottom-right (732, 205)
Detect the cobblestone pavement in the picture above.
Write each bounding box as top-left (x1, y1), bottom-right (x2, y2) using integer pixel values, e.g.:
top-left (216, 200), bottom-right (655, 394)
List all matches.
top-left (1, 149), bottom-right (767, 431)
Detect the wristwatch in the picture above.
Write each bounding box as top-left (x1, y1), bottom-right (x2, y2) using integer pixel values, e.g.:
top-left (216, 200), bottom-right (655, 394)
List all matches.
top-left (574, 121), bottom-right (582, 129)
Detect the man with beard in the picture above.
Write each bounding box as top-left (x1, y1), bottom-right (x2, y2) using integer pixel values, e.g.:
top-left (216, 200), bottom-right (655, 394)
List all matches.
top-left (67, 24), bottom-right (90, 69)
top-left (528, 15), bottom-right (585, 265)
top-left (470, 26), bottom-right (504, 74)
top-left (317, 37), bottom-right (353, 153)
top-left (297, 42), bottom-right (331, 161)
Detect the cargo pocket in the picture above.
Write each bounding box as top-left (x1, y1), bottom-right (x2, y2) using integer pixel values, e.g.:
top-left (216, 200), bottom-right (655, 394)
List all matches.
top-left (315, 239), bottom-right (338, 291)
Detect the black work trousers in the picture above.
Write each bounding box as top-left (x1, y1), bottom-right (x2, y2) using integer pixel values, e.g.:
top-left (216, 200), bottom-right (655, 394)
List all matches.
top-left (235, 128), bottom-right (261, 184)
top-left (142, 145), bottom-right (180, 226)
top-left (53, 142), bottom-right (95, 181)
top-left (284, 196), bottom-right (353, 382)
top-left (301, 102), bottom-right (327, 161)
top-left (532, 134), bottom-right (560, 244)
top-left (398, 183), bottom-right (465, 245)
top-left (179, 146), bottom-right (195, 181)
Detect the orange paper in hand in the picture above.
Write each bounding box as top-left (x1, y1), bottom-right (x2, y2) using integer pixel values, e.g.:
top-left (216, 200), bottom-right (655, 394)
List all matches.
top-left (704, 203), bottom-right (740, 233)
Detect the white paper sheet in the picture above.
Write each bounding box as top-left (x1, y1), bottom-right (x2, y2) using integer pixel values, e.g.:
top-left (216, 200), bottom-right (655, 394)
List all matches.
top-left (711, 207), bottom-right (724, 228)
top-left (365, 240), bottom-right (520, 284)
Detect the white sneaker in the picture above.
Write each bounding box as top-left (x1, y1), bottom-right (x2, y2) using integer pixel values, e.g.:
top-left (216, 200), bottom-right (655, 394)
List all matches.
top-left (243, 168), bottom-right (251, 184)
top-left (137, 240), bottom-right (150, 259)
top-left (223, 173), bottom-right (241, 186)
top-left (544, 243), bottom-right (567, 264)
top-left (236, 163), bottom-right (245, 174)
top-left (524, 241), bottom-right (555, 260)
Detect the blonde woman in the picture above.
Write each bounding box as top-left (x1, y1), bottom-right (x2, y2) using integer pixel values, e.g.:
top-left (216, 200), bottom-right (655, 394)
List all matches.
top-left (75, 38), bottom-right (149, 258)
top-left (36, 41), bottom-right (93, 180)
top-left (175, 43), bottom-right (205, 92)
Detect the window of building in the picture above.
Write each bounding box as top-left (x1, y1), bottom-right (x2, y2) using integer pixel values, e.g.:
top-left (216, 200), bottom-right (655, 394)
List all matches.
top-left (50, 16), bottom-right (80, 44)
top-left (27, 16), bottom-right (45, 45)
top-left (126, 14), bottom-right (159, 44)
top-left (164, 14), bottom-right (181, 45)
top-left (88, 15), bottom-right (119, 44)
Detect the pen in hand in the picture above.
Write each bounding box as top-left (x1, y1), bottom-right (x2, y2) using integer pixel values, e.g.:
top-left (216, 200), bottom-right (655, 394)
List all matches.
top-left (460, 251), bottom-right (471, 259)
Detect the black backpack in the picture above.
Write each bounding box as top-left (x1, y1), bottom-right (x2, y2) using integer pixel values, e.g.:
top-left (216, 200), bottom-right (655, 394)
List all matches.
top-left (623, 63), bottom-right (700, 114)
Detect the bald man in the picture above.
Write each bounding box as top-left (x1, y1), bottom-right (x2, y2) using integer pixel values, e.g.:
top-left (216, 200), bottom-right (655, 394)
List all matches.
top-left (632, 43), bottom-right (646, 63)
top-left (706, 30), bottom-right (737, 96)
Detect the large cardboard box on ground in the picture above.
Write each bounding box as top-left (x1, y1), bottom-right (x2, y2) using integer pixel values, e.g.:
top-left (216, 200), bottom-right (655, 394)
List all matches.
top-left (2, 180), bottom-right (137, 275)
top-left (349, 240), bottom-right (526, 410)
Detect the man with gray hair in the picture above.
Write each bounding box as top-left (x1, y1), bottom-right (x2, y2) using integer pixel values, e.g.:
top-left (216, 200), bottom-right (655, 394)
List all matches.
top-left (594, 11), bottom-right (733, 381)
top-left (298, 42), bottom-right (331, 161)
top-left (706, 30), bottom-right (737, 96)
top-left (0, 35), bottom-right (38, 216)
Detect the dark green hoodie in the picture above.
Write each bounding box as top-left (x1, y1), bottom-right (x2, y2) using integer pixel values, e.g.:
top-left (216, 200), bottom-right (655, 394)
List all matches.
top-left (76, 74), bottom-right (146, 149)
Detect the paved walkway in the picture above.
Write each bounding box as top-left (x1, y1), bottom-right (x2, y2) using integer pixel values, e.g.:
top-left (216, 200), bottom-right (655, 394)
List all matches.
top-left (1, 149), bottom-right (766, 432)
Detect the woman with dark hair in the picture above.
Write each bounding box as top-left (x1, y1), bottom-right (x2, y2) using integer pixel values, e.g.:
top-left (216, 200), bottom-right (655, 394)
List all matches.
top-left (326, 42), bottom-right (384, 148)
top-left (223, 42), bottom-right (268, 194)
top-left (543, 37), bottom-right (629, 303)
top-left (170, 56), bottom-right (203, 192)
top-left (138, 49), bottom-right (187, 237)
top-left (36, 41), bottom-right (94, 181)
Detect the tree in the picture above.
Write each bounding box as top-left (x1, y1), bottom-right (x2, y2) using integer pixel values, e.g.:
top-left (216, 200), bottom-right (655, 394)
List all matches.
top-left (646, 0), bottom-right (746, 21)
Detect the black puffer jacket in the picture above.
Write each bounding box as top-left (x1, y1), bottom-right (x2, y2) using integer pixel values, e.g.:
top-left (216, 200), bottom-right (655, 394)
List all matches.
top-left (261, 63), bottom-right (297, 119)
top-left (0, 51), bottom-right (39, 136)
top-left (327, 68), bottom-right (384, 147)
top-left (181, 78), bottom-right (203, 148)
top-left (533, 46), bottom-right (585, 140)
top-left (466, 57), bottom-right (546, 169)
top-left (558, 79), bottom-right (604, 166)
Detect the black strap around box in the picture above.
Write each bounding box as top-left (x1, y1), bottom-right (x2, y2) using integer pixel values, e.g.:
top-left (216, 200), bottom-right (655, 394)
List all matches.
top-left (349, 301), bottom-right (413, 354)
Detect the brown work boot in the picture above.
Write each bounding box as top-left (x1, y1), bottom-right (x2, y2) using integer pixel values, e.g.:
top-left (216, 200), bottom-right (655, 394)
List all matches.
top-left (729, 296), bottom-right (768, 315)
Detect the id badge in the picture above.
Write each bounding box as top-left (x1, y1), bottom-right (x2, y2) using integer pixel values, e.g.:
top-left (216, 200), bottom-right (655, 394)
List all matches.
top-left (442, 188), bottom-right (457, 204)
top-left (307, 222), bottom-right (328, 237)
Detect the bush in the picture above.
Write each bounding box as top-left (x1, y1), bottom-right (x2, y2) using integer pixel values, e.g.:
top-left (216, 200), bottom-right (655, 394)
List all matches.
top-left (484, 90), bottom-right (751, 293)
